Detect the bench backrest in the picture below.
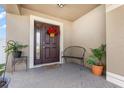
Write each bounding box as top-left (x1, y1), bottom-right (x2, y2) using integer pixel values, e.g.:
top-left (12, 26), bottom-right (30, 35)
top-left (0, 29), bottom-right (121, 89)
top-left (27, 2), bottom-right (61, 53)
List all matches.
top-left (63, 46), bottom-right (86, 58)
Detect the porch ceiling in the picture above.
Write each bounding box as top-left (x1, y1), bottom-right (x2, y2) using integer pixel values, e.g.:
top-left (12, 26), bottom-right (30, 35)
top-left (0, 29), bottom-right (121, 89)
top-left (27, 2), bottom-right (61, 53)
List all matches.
top-left (20, 4), bottom-right (100, 21)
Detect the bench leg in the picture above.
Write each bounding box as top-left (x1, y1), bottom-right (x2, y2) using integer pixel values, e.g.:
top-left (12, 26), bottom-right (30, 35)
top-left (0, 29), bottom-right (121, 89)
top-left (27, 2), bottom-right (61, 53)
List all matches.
top-left (80, 59), bottom-right (84, 71)
top-left (25, 57), bottom-right (28, 71)
top-left (12, 59), bottom-right (16, 73)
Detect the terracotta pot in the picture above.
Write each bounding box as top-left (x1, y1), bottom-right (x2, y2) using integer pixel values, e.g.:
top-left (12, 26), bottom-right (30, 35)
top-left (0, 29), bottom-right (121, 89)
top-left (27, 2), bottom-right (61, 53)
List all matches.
top-left (92, 65), bottom-right (103, 76)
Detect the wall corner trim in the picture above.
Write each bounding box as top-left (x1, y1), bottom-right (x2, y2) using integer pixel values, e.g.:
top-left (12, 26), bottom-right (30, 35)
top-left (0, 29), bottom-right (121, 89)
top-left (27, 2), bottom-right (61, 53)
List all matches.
top-left (107, 72), bottom-right (124, 87)
top-left (106, 4), bottom-right (123, 13)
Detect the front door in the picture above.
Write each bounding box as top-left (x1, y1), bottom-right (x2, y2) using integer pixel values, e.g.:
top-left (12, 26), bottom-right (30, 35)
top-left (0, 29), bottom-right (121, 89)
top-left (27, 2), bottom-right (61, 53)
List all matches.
top-left (34, 21), bottom-right (60, 65)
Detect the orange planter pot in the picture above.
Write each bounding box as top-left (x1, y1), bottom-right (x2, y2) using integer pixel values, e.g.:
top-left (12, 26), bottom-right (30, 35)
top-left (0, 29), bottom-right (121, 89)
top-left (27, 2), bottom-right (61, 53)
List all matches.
top-left (92, 65), bottom-right (103, 76)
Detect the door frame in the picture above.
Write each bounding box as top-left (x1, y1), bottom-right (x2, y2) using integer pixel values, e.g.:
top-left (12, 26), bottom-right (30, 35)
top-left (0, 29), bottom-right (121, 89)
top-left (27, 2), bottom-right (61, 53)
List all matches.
top-left (29, 15), bottom-right (64, 68)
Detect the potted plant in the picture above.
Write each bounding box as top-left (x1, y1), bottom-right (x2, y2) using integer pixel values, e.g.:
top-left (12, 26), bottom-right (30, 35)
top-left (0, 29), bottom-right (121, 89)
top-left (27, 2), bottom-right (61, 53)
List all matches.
top-left (0, 41), bottom-right (12, 88)
top-left (5, 40), bottom-right (28, 58)
top-left (0, 63), bottom-right (10, 88)
top-left (0, 40), bottom-right (28, 88)
top-left (87, 44), bottom-right (106, 76)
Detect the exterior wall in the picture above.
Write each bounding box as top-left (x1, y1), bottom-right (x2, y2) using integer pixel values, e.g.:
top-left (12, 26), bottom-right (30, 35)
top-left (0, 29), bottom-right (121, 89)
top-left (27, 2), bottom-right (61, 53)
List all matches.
top-left (6, 13), bottom-right (29, 71)
top-left (106, 5), bottom-right (124, 76)
top-left (72, 5), bottom-right (106, 64)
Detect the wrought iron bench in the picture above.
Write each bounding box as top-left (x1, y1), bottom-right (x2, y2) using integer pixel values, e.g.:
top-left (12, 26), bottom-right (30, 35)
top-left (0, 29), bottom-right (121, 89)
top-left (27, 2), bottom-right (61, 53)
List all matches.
top-left (62, 46), bottom-right (86, 66)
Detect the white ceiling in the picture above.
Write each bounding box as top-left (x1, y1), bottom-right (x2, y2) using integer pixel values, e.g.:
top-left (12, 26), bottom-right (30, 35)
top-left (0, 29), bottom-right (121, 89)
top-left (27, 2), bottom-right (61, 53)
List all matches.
top-left (21, 4), bottom-right (100, 21)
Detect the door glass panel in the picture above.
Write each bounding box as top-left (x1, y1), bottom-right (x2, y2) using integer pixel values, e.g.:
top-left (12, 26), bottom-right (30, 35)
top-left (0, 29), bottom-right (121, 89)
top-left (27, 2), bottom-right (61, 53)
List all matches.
top-left (36, 29), bottom-right (40, 59)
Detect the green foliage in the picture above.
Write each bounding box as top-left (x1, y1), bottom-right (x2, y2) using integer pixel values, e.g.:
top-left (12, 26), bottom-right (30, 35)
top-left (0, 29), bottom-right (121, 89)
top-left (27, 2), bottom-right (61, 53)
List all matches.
top-left (5, 40), bottom-right (28, 55)
top-left (0, 64), bottom-right (5, 76)
top-left (87, 44), bottom-right (106, 66)
top-left (87, 55), bottom-right (98, 65)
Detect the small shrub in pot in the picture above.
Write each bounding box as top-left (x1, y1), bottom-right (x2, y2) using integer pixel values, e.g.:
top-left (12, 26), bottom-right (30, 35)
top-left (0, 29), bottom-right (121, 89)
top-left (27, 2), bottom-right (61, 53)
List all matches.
top-left (87, 44), bottom-right (106, 76)
top-left (0, 63), bottom-right (10, 88)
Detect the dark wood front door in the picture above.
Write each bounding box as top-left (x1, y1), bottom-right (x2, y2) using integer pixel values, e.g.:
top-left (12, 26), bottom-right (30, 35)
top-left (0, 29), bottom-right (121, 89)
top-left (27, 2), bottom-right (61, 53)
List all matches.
top-left (34, 21), bottom-right (60, 65)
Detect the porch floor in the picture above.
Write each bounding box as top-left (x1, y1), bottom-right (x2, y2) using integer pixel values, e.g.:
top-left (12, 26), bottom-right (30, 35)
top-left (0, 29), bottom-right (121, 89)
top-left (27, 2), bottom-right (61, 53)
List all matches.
top-left (8, 63), bottom-right (119, 88)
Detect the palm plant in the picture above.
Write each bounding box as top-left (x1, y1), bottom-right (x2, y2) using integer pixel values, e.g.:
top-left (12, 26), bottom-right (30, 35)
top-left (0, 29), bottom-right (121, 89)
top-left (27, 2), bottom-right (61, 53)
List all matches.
top-left (0, 64), bottom-right (5, 76)
top-left (5, 40), bottom-right (28, 56)
top-left (87, 44), bottom-right (106, 66)
top-left (87, 44), bottom-right (106, 76)
top-left (0, 54), bottom-right (7, 87)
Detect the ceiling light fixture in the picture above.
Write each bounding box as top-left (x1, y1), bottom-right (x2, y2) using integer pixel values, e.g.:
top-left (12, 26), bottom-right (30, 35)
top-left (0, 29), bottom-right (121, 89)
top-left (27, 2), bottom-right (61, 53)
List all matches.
top-left (57, 4), bottom-right (65, 8)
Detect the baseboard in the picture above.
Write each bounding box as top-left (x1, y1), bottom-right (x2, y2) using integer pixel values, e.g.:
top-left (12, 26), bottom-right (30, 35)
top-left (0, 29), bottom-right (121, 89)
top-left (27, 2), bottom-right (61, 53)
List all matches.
top-left (107, 72), bottom-right (124, 87)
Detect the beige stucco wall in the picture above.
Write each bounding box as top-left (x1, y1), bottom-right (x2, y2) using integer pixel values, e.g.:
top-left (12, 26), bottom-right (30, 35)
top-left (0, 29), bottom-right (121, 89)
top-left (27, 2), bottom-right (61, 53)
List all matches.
top-left (6, 13), bottom-right (30, 71)
top-left (106, 5), bottom-right (124, 76)
top-left (72, 5), bottom-right (106, 64)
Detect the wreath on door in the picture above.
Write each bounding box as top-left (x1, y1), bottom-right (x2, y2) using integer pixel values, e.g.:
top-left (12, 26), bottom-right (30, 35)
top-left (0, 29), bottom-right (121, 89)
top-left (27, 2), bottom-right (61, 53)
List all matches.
top-left (47, 26), bottom-right (58, 37)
